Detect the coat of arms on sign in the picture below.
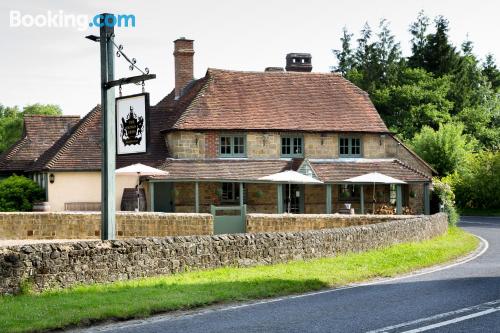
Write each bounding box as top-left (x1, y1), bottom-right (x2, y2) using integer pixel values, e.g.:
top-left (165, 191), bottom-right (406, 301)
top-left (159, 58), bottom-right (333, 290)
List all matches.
top-left (120, 106), bottom-right (144, 146)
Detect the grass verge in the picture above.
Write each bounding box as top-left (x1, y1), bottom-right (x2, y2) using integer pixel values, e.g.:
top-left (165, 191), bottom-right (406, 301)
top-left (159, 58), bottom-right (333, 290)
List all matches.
top-left (0, 227), bottom-right (478, 333)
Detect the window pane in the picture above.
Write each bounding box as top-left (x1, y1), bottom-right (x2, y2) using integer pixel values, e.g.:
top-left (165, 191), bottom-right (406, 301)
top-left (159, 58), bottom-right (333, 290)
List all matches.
top-left (220, 136), bottom-right (231, 155)
top-left (233, 136), bottom-right (245, 155)
top-left (340, 138), bottom-right (349, 155)
top-left (294, 137), bottom-right (302, 154)
top-left (351, 138), bottom-right (361, 155)
top-left (281, 137), bottom-right (291, 155)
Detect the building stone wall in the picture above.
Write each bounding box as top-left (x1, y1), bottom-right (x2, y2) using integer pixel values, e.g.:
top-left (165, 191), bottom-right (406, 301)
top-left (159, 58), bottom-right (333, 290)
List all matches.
top-left (304, 133), bottom-right (339, 158)
top-left (0, 213), bottom-right (448, 294)
top-left (0, 212), bottom-right (213, 240)
top-left (165, 132), bottom-right (433, 182)
top-left (304, 185), bottom-right (326, 213)
top-left (385, 135), bottom-right (433, 177)
top-left (174, 182), bottom-right (278, 214)
top-left (166, 132), bottom-right (205, 158)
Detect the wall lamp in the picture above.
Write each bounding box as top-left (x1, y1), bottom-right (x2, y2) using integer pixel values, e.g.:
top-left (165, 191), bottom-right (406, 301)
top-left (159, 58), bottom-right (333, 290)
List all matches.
top-left (49, 173), bottom-right (55, 184)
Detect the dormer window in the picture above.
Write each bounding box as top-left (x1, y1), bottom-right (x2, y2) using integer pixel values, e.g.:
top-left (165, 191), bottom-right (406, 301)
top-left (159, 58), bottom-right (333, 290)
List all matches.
top-left (219, 134), bottom-right (246, 157)
top-left (339, 136), bottom-right (362, 157)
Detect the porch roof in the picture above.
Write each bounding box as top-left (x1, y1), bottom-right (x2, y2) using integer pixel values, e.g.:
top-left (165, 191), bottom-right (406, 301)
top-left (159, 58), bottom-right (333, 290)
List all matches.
top-left (150, 158), bottom-right (292, 181)
top-left (147, 158), bottom-right (430, 183)
top-left (307, 159), bottom-right (431, 183)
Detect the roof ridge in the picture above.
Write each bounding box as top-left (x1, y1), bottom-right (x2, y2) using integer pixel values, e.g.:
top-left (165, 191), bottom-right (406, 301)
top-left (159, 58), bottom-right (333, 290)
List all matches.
top-left (393, 159), bottom-right (431, 180)
top-left (172, 75), bottom-right (212, 129)
top-left (207, 68), bottom-right (339, 76)
top-left (35, 106), bottom-right (100, 170)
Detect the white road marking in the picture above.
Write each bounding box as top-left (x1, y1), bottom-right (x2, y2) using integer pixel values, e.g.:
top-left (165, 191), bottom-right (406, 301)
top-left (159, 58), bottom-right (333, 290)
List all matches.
top-left (366, 299), bottom-right (500, 333)
top-left (74, 234), bottom-right (489, 333)
top-left (400, 308), bottom-right (500, 332)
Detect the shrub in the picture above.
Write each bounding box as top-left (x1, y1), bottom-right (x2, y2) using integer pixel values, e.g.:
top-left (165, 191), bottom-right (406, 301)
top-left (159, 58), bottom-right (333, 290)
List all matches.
top-left (0, 175), bottom-right (45, 211)
top-left (410, 123), bottom-right (475, 176)
top-left (433, 177), bottom-right (459, 226)
top-left (445, 151), bottom-right (500, 209)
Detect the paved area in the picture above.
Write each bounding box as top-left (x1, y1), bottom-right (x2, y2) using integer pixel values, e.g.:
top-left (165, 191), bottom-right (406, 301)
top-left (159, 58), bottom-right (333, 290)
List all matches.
top-left (72, 216), bottom-right (500, 333)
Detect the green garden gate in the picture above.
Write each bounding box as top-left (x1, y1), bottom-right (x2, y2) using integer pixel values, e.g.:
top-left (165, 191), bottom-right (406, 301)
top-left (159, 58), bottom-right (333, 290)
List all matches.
top-left (211, 204), bottom-right (247, 234)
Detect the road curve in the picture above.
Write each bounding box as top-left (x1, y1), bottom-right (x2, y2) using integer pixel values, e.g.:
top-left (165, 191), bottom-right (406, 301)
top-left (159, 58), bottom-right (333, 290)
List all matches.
top-left (75, 216), bottom-right (500, 333)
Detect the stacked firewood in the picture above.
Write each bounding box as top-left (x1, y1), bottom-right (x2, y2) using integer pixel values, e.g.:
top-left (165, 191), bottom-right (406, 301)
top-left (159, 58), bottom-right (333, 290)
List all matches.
top-left (375, 205), bottom-right (395, 215)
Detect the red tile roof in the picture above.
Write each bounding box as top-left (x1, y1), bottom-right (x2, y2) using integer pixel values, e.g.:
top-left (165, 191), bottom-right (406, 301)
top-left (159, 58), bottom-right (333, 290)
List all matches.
top-left (308, 159), bottom-right (431, 183)
top-left (165, 69), bottom-right (389, 133)
top-left (31, 104), bottom-right (171, 171)
top-left (0, 115), bottom-right (80, 172)
top-left (152, 159), bottom-right (292, 181)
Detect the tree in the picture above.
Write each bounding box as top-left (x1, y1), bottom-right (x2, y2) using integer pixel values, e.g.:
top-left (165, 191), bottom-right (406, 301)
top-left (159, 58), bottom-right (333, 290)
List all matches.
top-left (22, 103), bottom-right (62, 116)
top-left (410, 123), bottom-right (474, 175)
top-left (445, 151), bottom-right (500, 209)
top-left (420, 16), bottom-right (460, 77)
top-left (0, 175), bottom-right (45, 211)
top-left (408, 10), bottom-right (430, 69)
top-left (332, 27), bottom-right (355, 76)
top-left (371, 68), bottom-right (453, 139)
top-left (482, 54), bottom-right (500, 91)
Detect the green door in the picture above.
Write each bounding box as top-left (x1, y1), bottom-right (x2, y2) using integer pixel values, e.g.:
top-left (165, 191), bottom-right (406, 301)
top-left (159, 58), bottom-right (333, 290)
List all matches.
top-left (154, 183), bottom-right (174, 212)
top-left (212, 205), bottom-right (246, 234)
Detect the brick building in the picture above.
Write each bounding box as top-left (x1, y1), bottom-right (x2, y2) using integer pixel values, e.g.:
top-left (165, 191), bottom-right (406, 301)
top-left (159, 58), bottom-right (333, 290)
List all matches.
top-left (0, 38), bottom-right (435, 222)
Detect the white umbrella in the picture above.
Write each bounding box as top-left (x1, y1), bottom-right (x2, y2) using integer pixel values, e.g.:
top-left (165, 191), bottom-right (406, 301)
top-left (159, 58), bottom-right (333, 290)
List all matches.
top-left (344, 172), bottom-right (406, 213)
top-left (259, 170), bottom-right (323, 213)
top-left (115, 163), bottom-right (168, 211)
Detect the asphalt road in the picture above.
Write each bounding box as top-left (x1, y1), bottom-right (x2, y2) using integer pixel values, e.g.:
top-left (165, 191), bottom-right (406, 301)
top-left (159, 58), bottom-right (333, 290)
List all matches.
top-left (77, 216), bottom-right (500, 333)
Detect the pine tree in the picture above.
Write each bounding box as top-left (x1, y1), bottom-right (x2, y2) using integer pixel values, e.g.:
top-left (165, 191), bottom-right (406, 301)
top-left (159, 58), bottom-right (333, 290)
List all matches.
top-left (482, 54), bottom-right (500, 91)
top-left (332, 27), bottom-right (355, 76)
top-left (421, 16), bottom-right (460, 76)
top-left (408, 10), bottom-right (430, 69)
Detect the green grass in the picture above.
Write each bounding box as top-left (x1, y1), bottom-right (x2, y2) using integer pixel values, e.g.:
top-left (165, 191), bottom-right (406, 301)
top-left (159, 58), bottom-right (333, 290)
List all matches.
top-left (0, 227), bottom-right (478, 333)
top-left (459, 207), bottom-right (500, 216)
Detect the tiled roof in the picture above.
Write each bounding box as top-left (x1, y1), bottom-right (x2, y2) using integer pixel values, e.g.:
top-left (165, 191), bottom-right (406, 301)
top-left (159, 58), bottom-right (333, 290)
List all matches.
top-left (152, 158), bottom-right (292, 181)
top-left (0, 115), bottom-right (80, 172)
top-left (32, 103), bottom-right (171, 171)
top-left (308, 159), bottom-right (431, 183)
top-left (165, 69), bottom-right (389, 133)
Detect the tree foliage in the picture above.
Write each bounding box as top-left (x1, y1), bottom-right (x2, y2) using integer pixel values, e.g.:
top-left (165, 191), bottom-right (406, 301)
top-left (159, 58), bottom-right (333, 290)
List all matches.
top-left (410, 123), bottom-right (474, 176)
top-left (0, 175), bottom-right (45, 212)
top-left (332, 11), bottom-right (500, 150)
top-left (444, 151), bottom-right (500, 209)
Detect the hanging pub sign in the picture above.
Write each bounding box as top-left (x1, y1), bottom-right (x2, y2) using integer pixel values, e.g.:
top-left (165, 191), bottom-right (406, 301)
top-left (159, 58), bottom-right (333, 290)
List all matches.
top-left (116, 93), bottom-right (149, 155)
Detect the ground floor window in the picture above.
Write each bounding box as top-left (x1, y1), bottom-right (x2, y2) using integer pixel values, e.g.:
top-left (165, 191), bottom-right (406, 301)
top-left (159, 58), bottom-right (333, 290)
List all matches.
top-left (339, 184), bottom-right (360, 200)
top-left (221, 183), bottom-right (246, 204)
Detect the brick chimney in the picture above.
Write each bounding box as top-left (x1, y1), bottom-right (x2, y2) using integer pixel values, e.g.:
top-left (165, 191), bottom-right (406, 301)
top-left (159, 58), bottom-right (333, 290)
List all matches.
top-left (173, 37), bottom-right (194, 99)
top-left (285, 53), bottom-right (312, 72)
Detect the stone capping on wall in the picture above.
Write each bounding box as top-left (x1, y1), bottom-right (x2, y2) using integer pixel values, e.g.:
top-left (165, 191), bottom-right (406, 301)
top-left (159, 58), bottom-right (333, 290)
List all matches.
top-left (0, 212), bottom-right (213, 240)
top-left (246, 213), bottom-right (419, 233)
top-left (0, 213), bottom-right (448, 294)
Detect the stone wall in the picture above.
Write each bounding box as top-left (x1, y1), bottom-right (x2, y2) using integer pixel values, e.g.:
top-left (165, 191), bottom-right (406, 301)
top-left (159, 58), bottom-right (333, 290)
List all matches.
top-left (0, 213), bottom-right (447, 294)
top-left (246, 213), bottom-right (418, 233)
top-left (0, 212), bottom-right (213, 240)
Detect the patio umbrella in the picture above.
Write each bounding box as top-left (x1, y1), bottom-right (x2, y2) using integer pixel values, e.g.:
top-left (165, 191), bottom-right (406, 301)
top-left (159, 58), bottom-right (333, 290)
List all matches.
top-left (115, 163), bottom-right (168, 211)
top-left (259, 170), bottom-right (323, 213)
top-left (344, 172), bottom-right (406, 214)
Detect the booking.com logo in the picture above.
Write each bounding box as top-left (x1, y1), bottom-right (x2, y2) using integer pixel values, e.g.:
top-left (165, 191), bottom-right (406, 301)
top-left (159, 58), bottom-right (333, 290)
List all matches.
top-left (9, 11), bottom-right (135, 31)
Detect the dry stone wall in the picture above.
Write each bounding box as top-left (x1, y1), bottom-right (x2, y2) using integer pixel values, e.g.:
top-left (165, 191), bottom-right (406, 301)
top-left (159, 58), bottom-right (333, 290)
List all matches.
top-left (0, 213), bottom-right (447, 294)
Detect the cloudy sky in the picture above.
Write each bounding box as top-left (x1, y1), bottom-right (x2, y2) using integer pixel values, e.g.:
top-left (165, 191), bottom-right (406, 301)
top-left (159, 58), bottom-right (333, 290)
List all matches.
top-left (1, 0), bottom-right (499, 116)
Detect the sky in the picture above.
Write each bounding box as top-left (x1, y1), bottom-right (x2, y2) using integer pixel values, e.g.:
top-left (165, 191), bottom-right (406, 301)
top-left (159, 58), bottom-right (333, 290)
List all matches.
top-left (1, 0), bottom-right (499, 116)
